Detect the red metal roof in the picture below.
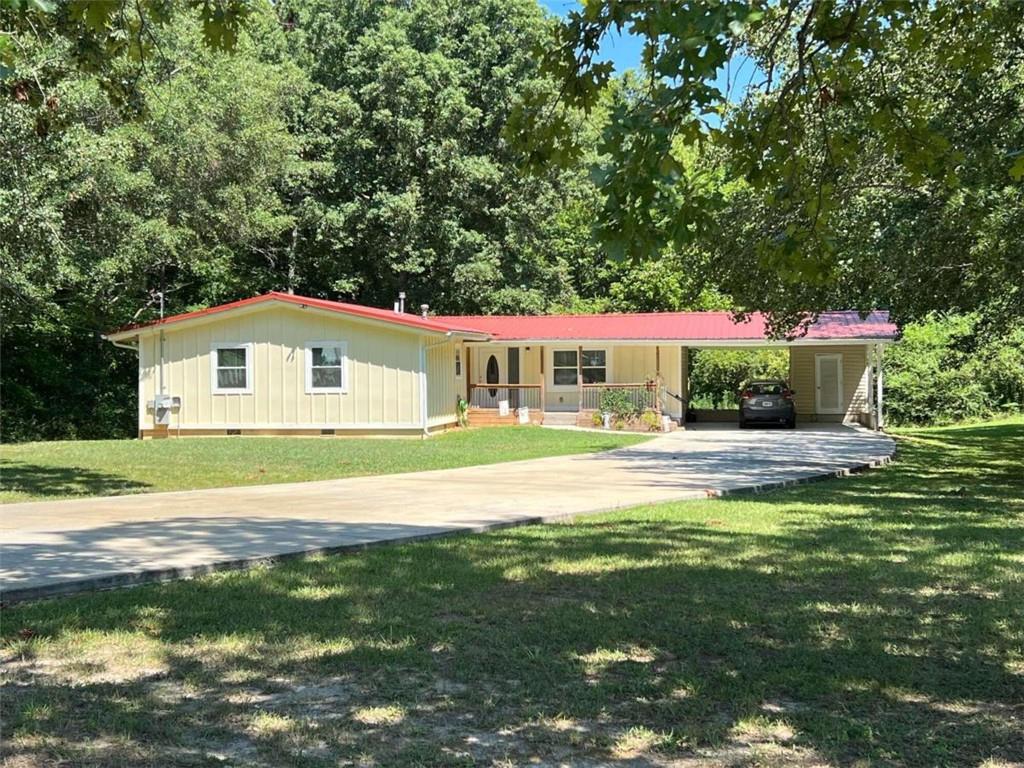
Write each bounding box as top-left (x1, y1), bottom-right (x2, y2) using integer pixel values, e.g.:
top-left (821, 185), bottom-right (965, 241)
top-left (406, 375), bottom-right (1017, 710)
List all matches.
top-left (109, 293), bottom-right (896, 342)
top-left (109, 292), bottom-right (487, 337)
top-left (431, 310), bottom-right (897, 342)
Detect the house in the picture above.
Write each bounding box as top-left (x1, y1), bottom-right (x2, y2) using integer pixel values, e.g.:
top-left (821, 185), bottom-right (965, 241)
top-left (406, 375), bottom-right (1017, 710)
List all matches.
top-left (104, 291), bottom-right (898, 438)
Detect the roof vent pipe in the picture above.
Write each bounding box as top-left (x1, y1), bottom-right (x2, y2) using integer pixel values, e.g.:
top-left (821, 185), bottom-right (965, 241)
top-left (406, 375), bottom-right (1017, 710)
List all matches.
top-left (398, 291), bottom-right (406, 314)
top-left (420, 303), bottom-right (429, 319)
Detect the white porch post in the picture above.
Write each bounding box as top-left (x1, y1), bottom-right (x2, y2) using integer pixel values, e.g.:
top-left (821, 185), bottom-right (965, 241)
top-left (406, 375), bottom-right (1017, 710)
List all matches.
top-left (867, 344), bottom-right (877, 430)
top-left (576, 344), bottom-right (583, 412)
top-left (655, 345), bottom-right (662, 415)
top-left (875, 343), bottom-right (885, 430)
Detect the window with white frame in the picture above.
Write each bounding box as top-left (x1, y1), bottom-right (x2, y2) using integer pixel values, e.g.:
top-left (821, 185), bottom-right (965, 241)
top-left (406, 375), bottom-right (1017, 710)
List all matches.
top-left (454, 347), bottom-right (463, 378)
top-left (211, 343), bottom-right (253, 394)
top-left (305, 341), bottom-right (348, 393)
top-left (580, 349), bottom-right (607, 383)
top-left (552, 350), bottom-right (577, 386)
top-left (552, 349), bottom-right (607, 386)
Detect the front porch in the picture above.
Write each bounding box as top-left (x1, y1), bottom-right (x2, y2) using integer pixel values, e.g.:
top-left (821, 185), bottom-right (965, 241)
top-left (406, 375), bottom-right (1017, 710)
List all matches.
top-left (464, 343), bottom-right (684, 428)
top-left (462, 341), bottom-right (886, 430)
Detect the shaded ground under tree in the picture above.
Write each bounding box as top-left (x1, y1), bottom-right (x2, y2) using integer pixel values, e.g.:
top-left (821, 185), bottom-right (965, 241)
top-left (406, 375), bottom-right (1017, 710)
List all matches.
top-left (1, 419), bottom-right (1021, 766)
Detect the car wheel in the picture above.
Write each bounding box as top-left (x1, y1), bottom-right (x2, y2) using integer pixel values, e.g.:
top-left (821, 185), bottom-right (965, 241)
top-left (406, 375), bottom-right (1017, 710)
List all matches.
top-left (786, 417), bottom-right (796, 429)
top-left (739, 418), bottom-right (747, 429)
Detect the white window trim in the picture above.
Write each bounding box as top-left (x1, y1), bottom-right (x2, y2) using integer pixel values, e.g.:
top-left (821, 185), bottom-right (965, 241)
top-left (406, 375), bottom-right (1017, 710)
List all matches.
top-left (549, 347), bottom-right (610, 390)
top-left (211, 342), bottom-right (254, 395)
top-left (454, 347), bottom-right (463, 379)
top-left (305, 340), bottom-right (349, 394)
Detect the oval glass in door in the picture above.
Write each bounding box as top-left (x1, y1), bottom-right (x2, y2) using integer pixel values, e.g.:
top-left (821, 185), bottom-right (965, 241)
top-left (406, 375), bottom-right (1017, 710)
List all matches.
top-left (486, 354), bottom-right (499, 398)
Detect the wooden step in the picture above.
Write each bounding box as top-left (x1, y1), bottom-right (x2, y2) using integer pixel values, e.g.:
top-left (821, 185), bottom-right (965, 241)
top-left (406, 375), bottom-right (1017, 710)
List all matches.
top-left (468, 408), bottom-right (544, 427)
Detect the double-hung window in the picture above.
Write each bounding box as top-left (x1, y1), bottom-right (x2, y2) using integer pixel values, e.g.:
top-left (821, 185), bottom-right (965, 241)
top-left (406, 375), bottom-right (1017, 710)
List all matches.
top-left (211, 343), bottom-right (253, 394)
top-left (454, 348), bottom-right (463, 378)
top-left (580, 349), bottom-right (607, 383)
top-left (552, 350), bottom-right (578, 386)
top-left (552, 349), bottom-right (607, 386)
top-left (305, 341), bottom-right (348, 393)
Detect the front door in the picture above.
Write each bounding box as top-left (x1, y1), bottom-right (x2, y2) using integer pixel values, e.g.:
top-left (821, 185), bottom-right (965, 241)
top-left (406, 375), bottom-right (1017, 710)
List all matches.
top-left (815, 353), bottom-right (844, 414)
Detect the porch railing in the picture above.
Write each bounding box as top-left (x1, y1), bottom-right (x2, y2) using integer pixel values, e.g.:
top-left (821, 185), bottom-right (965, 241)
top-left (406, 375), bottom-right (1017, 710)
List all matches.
top-left (580, 382), bottom-right (660, 412)
top-left (469, 384), bottom-right (543, 412)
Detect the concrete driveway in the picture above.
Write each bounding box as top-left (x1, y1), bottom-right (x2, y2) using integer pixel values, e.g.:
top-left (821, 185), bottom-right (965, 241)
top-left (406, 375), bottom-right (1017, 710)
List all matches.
top-left (1, 424), bottom-right (893, 602)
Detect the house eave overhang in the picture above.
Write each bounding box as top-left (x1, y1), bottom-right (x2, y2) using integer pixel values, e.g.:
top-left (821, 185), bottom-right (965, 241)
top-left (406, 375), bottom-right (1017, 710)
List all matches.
top-left (461, 336), bottom-right (897, 346)
top-left (105, 294), bottom-right (491, 342)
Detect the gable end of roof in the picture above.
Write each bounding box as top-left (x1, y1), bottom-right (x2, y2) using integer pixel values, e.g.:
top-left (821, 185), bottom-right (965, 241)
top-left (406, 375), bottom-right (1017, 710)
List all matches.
top-left (106, 292), bottom-right (488, 339)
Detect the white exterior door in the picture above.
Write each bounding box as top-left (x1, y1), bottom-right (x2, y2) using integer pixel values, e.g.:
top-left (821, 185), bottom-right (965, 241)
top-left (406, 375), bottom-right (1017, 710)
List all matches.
top-left (815, 353), bottom-right (844, 414)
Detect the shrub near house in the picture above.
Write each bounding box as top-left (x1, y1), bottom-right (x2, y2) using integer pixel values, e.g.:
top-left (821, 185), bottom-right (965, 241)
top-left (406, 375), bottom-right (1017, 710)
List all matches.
top-left (594, 387), bottom-right (662, 431)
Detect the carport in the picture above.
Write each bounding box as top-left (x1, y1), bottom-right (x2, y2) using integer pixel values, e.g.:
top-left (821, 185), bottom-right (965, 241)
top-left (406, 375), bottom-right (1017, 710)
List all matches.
top-left (684, 339), bottom-right (890, 429)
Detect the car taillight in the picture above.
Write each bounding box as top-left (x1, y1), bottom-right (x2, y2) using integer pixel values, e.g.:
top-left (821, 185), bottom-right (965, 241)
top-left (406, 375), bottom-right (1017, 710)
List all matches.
top-left (783, 389), bottom-right (793, 399)
top-left (741, 390), bottom-right (752, 399)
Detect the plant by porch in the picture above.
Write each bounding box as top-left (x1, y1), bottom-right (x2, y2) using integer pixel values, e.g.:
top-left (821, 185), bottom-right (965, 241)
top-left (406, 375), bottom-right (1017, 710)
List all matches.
top-left (587, 383), bottom-right (667, 432)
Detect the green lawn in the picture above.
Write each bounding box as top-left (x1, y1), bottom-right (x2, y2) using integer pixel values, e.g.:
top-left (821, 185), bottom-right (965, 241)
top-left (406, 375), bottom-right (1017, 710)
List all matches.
top-left (0, 427), bottom-right (648, 503)
top-left (2, 418), bottom-right (1022, 767)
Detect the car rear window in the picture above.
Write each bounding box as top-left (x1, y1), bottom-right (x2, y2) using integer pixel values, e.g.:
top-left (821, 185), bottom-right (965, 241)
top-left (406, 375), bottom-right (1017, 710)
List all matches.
top-left (749, 382), bottom-right (784, 395)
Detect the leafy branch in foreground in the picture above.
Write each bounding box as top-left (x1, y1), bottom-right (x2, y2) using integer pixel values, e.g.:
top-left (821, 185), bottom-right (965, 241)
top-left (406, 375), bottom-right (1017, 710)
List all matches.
top-left (514, 0), bottom-right (1024, 326)
top-left (0, 0), bottom-right (251, 107)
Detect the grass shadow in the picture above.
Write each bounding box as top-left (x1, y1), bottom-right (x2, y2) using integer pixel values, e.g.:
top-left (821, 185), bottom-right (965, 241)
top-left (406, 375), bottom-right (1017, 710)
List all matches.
top-left (0, 461), bottom-right (152, 500)
top-left (1, 420), bottom-right (1021, 766)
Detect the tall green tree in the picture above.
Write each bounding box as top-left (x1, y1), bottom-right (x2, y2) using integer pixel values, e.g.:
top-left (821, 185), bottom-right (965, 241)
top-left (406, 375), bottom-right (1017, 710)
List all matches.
top-left (276, 0), bottom-right (599, 313)
top-left (2, 0), bottom-right (616, 440)
top-left (1, 8), bottom-right (307, 439)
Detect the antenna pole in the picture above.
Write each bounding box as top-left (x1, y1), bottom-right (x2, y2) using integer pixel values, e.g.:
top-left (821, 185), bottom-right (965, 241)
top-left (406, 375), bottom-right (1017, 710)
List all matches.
top-left (158, 267), bottom-right (166, 396)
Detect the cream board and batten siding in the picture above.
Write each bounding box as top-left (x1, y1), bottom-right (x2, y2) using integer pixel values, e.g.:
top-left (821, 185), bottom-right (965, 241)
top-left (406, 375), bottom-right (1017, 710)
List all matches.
top-left (789, 344), bottom-right (870, 423)
top-left (609, 345), bottom-right (685, 418)
top-left (425, 338), bottom-right (462, 428)
top-left (138, 306), bottom-right (428, 431)
top-left (519, 345), bottom-right (542, 387)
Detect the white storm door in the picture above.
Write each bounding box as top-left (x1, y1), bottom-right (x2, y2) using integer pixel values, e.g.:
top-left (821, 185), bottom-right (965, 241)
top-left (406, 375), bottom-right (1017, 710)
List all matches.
top-left (815, 353), bottom-right (844, 414)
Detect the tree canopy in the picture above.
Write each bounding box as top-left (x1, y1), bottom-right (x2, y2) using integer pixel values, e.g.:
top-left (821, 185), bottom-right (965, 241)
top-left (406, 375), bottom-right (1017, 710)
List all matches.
top-left (1, 0), bottom-right (250, 106)
top-left (515, 0), bottom-right (1024, 328)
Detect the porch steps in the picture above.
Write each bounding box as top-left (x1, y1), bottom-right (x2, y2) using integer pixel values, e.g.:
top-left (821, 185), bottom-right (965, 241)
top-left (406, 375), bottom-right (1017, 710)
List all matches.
top-left (467, 407), bottom-right (544, 428)
top-left (468, 408), bottom-right (517, 427)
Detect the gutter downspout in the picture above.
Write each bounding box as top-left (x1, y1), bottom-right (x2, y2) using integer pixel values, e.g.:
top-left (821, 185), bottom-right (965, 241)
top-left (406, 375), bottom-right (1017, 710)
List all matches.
top-left (104, 336), bottom-right (139, 352)
top-left (421, 332), bottom-right (453, 437)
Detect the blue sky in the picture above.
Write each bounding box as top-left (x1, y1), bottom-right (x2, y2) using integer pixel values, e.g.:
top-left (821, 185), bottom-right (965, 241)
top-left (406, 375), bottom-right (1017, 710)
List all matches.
top-left (538, 0), bottom-right (759, 105)
top-left (538, 0), bottom-right (646, 72)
